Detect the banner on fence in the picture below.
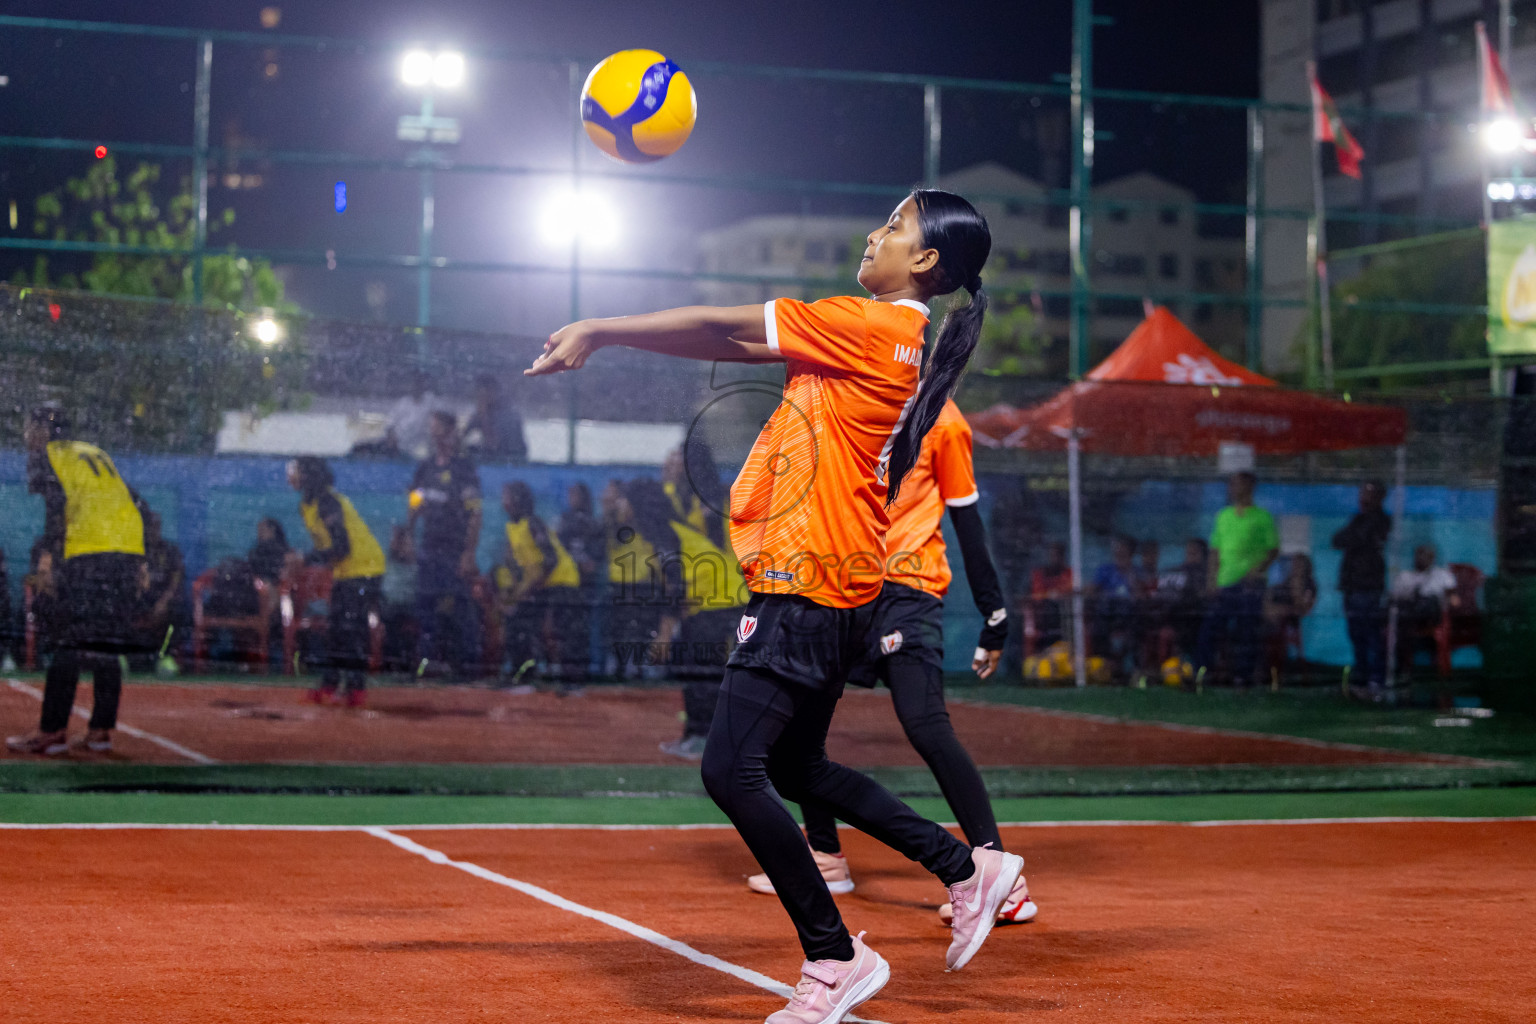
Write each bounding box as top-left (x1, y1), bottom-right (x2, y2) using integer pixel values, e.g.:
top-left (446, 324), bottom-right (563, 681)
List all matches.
top-left (1488, 217), bottom-right (1536, 355)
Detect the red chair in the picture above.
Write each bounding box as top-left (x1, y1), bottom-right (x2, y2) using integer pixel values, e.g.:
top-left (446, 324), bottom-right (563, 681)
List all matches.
top-left (191, 569), bottom-right (276, 673)
top-left (1434, 564), bottom-right (1484, 678)
top-left (280, 566), bottom-right (384, 674)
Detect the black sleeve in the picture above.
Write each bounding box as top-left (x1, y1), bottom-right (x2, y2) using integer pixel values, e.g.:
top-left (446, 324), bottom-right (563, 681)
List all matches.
top-left (1331, 514), bottom-right (1362, 550)
top-left (948, 503), bottom-right (1008, 651)
top-left (28, 452), bottom-right (66, 559)
top-left (306, 492), bottom-right (351, 567)
top-left (528, 517), bottom-right (559, 578)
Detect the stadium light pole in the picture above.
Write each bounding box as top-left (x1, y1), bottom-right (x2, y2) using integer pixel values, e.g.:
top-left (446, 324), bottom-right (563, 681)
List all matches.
top-left (398, 49), bottom-right (465, 332)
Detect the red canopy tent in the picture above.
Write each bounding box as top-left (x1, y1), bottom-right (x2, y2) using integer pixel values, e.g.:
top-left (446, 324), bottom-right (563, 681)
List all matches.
top-left (968, 306), bottom-right (1406, 455)
top-left (966, 307), bottom-right (1409, 684)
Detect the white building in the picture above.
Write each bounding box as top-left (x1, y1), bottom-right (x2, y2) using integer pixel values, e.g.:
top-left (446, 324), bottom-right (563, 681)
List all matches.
top-left (695, 162), bottom-right (1248, 371)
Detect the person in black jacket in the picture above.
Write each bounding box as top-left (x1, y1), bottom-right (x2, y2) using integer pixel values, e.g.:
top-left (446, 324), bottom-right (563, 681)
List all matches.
top-left (1331, 481), bottom-right (1391, 696)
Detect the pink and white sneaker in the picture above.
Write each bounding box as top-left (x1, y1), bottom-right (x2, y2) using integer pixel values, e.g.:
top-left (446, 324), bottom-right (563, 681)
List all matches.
top-left (939, 873), bottom-right (1037, 926)
top-left (944, 845), bottom-right (1024, 971)
top-left (766, 931), bottom-right (889, 1024)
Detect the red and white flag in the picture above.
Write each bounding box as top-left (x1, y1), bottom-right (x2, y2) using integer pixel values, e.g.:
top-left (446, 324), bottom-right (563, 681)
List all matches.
top-left (1477, 20), bottom-right (1515, 115)
top-left (1308, 64), bottom-right (1364, 180)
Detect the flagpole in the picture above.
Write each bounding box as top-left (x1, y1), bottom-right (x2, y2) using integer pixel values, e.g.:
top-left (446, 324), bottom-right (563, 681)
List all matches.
top-left (1308, 62), bottom-right (1336, 391)
top-left (1479, 21), bottom-right (1495, 229)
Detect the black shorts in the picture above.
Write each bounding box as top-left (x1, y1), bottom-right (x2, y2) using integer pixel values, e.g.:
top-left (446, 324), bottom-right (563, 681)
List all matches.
top-left (61, 552), bottom-right (147, 654)
top-left (725, 591), bottom-right (880, 693)
top-left (847, 581), bottom-right (945, 686)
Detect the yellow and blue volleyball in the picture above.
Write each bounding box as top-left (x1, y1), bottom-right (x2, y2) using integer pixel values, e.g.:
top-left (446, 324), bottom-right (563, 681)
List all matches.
top-left (580, 50), bottom-right (697, 164)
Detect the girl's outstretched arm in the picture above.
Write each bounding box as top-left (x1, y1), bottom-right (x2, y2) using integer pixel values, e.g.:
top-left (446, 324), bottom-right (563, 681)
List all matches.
top-left (525, 304), bottom-right (777, 376)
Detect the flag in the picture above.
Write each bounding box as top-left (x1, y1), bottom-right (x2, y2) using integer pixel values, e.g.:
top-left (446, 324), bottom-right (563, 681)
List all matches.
top-left (1308, 64), bottom-right (1365, 180)
top-left (1477, 21), bottom-right (1515, 115)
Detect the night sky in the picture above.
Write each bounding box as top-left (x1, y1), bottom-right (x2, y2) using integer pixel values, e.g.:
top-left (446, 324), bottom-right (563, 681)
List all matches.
top-left (0, 1), bottom-right (1260, 328)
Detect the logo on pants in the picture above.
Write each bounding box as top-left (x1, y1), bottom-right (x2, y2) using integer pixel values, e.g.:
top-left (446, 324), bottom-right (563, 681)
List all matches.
top-left (737, 614), bottom-right (758, 643)
top-left (879, 630), bottom-right (903, 655)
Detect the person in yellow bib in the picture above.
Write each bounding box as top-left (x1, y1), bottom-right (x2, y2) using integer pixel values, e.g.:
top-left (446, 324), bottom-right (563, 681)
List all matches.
top-left (288, 457), bottom-right (384, 707)
top-left (497, 481), bottom-right (582, 684)
top-left (7, 405), bottom-right (147, 756)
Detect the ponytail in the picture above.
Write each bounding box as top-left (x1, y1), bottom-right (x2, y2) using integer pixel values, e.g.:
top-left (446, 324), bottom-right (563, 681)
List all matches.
top-left (885, 190), bottom-right (992, 504)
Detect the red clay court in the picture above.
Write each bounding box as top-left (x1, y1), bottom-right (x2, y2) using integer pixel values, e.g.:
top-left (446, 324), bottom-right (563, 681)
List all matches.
top-left (3, 818), bottom-right (1533, 1023)
top-left (0, 679), bottom-right (1475, 767)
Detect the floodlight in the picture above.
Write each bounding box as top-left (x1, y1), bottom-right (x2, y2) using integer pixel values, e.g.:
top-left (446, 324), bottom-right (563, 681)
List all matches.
top-left (253, 316), bottom-right (281, 346)
top-left (432, 51), bottom-right (466, 89)
top-left (539, 188), bottom-right (621, 250)
top-left (1484, 117), bottom-right (1524, 154)
top-left (400, 50), bottom-right (434, 88)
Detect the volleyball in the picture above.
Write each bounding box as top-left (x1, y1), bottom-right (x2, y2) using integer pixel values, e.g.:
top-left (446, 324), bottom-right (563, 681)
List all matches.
top-left (580, 49), bottom-right (697, 164)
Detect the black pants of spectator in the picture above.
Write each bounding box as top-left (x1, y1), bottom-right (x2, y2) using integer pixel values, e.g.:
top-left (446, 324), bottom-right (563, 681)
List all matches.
top-left (676, 608), bottom-right (740, 738)
top-left (38, 553), bottom-right (143, 734)
top-left (798, 652), bottom-right (1001, 857)
top-left (553, 586), bottom-right (595, 680)
top-left (1393, 596), bottom-right (1442, 674)
top-left (416, 557), bottom-right (470, 677)
top-left (1195, 582), bottom-right (1264, 684)
top-left (1343, 590), bottom-right (1386, 687)
top-left (323, 576), bottom-right (380, 693)
top-left (701, 665), bottom-right (974, 962)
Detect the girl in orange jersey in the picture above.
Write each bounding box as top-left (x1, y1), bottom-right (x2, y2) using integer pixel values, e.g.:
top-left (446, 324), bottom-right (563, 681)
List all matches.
top-left (528, 190), bottom-right (1019, 1024)
top-left (744, 397), bottom-right (1038, 927)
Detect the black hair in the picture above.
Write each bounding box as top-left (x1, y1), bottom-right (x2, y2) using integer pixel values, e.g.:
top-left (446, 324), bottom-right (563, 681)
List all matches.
top-left (624, 477), bottom-right (684, 603)
top-left (568, 481), bottom-right (593, 514)
top-left (293, 456), bottom-right (334, 498)
top-left (430, 409), bottom-right (458, 431)
top-left (503, 480), bottom-right (535, 520)
top-left (258, 516), bottom-right (288, 547)
top-left (29, 403), bottom-right (70, 439)
top-left (884, 188), bottom-right (991, 505)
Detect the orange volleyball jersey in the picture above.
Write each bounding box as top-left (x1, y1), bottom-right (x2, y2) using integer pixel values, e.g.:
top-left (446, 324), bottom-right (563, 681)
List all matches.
top-left (883, 399), bottom-right (978, 599)
top-left (728, 295), bottom-right (928, 609)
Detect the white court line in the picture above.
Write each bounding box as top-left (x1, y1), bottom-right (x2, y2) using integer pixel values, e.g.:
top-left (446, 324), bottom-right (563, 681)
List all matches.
top-left (363, 826), bottom-right (892, 1024)
top-left (3, 816), bottom-right (1534, 831)
top-left (6, 678), bottom-right (217, 765)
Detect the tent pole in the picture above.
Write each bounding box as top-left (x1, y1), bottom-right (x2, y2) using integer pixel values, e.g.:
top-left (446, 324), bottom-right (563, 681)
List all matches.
top-left (1068, 430), bottom-right (1087, 687)
top-left (1384, 444), bottom-right (1408, 688)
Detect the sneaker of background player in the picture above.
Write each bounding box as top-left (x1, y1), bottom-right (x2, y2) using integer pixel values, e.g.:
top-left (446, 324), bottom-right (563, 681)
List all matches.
top-left (765, 931), bottom-right (889, 1024)
top-left (658, 734), bottom-right (707, 760)
top-left (5, 729), bottom-right (69, 756)
top-left (944, 845), bottom-right (1025, 971)
top-left (344, 689), bottom-right (367, 709)
top-left (748, 848), bottom-right (854, 895)
top-left (939, 873), bottom-right (1036, 926)
top-left (72, 729), bottom-right (113, 754)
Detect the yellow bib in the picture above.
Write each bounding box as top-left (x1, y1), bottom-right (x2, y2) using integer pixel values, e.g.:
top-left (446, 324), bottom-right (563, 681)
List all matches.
top-left (608, 527), bottom-right (656, 585)
top-left (45, 441), bottom-right (144, 559)
top-left (671, 521), bottom-right (748, 613)
top-left (664, 481), bottom-right (710, 536)
top-left (506, 517), bottom-right (580, 589)
top-left (301, 489), bottom-right (385, 580)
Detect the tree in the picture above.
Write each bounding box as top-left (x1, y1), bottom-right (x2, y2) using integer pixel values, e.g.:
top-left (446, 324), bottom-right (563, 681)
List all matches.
top-left (1299, 232), bottom-right (1486, 390)
top-left (14, 156), bottom-right (290, 311)
top-left (4, 158), bottom-right (306, 452)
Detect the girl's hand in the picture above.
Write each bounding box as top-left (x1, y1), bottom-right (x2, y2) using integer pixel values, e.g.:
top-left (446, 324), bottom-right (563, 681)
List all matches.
top-left (526, 322), bottom-right (598, 376)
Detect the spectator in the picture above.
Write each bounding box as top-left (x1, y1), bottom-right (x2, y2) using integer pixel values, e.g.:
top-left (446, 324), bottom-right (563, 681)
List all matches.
top-left (496, 481), bottom-right (583, 684)
top-left (7, 405), bottom-right (147, 757)
top-left (1028, 540), bottom-right (1073, 651)
top-left (464, 373), bottom-right (528, 464)
top-left (1088, 535), bottom-right (1138, 671)
top-left (1331, 481), bottom-right (1391, 696)
top-left (1263, 552), bottom-right (1317, 674)
top-left (408, 411), bottom-right (482, 679)
top-left (603, 477), bottom-right (658, 678)
top-left (381, 525), bottom-right (419, 672)
top-left (1156, 538), bottom-right (1209, 657)
top-left (289, 457), bottom-right (385, 706)
top-left (247, 517), bottom-right (290, 585)
top-left (1195, 472), bottom-right (1279, 686)
top-left (658, 445), bottom-right (746, 759)
top-left (556, 482), bottom-right (606, 682)
top-left (621, 478), bottom-right (686, 680)
top-left (354, 371), bottom-right (445, 459)
top-left (136, 510), bottom-right (189, 673)
top-left (661, 445), bottom-right (720, 546)
top-left (1391, 544), bottom-right (1458, 672)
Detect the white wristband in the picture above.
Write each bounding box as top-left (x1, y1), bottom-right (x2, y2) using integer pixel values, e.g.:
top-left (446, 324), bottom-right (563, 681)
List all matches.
top-left (973, 647), bottom-right (988, 663)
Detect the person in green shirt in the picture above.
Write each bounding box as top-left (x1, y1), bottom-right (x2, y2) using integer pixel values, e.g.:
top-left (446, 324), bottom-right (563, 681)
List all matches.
top-left (1194, 472), bottom-right (1279, 685)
